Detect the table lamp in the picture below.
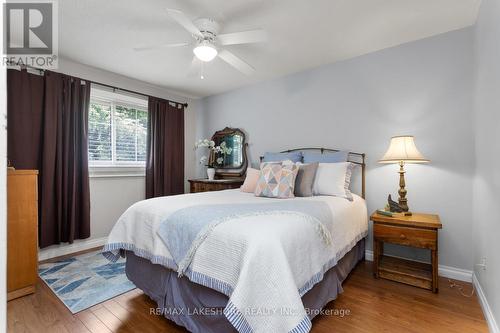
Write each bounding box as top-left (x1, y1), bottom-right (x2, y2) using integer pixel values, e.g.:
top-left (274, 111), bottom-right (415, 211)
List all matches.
top-left (379, 135), bottom-right (429, 212)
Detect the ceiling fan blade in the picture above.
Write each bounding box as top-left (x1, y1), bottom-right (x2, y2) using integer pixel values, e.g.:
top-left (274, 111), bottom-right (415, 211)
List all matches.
top-left (166, 9), bottom-right (203, 38)
top-left (133, 42), bottom-right (189, 51)
top-left (218, 49), bottom-right (255, 75)
top-left (217, 29), bottom-right (267, 46)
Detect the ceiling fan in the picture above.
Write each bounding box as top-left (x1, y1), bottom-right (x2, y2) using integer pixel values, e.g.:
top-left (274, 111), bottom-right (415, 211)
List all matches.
top-left (134, 9), bottom-right (267, 78)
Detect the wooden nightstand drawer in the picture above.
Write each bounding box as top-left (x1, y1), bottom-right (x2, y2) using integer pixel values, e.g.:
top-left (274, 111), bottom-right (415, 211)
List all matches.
top-left (374, 224), bottom-right (437, 250)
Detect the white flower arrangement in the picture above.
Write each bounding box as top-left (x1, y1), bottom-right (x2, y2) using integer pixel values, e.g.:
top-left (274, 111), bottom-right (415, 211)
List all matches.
top-left (195, 139), bottom-right (215, 149)
top-left (195, 138), bottom-right (232, 168)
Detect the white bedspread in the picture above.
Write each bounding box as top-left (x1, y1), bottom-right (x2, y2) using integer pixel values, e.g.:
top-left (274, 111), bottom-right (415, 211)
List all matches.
top-left (104, 189), bottom-right (368, 333)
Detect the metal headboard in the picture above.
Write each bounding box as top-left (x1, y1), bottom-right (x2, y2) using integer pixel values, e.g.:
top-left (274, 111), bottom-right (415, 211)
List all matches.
top-left (260, 147), bottom-right (366, 199)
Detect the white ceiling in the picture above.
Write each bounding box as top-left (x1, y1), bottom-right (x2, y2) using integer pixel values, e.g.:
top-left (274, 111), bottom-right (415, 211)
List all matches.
top-left (59, 0), bottom-right (481, 98)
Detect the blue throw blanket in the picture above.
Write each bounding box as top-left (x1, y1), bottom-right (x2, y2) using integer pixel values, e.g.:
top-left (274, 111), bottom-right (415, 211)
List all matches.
top-left (157, 201), bottom-right (334, 276)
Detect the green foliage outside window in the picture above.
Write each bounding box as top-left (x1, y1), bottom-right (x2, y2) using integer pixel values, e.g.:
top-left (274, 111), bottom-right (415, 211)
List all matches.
top-left (88, 99), bottom-right (147, 165)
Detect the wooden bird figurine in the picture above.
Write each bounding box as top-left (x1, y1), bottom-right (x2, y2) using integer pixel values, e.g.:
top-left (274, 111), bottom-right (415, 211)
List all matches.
top-left (388, 194), bottom-right (404, 213)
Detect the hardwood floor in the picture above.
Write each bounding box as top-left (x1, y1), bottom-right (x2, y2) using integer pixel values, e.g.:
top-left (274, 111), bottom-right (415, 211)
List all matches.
top-left (7, 261), bottom-right (488, 333)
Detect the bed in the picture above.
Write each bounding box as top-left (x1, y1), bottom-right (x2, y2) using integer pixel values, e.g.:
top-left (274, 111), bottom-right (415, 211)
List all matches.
top-left (103, 148), bottom-right (368, 333)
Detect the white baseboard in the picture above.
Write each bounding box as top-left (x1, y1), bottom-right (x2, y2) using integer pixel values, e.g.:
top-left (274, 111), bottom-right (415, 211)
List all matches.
top-left (364, 250), bottom-right (473, 282)
top-left (473, 273), bottom-right (500, 333)
top-left (38, 236), bottom-right (108, 261)
top-left (439, 265), bottom-right (473, 283)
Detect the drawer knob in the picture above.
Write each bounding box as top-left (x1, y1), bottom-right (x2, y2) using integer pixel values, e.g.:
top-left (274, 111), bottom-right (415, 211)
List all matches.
top-left (400, 234), bottom-right (406, 239)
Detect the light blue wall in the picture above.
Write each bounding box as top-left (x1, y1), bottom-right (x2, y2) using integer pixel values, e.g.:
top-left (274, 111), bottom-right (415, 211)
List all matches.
top-left (201, 28), bottom-right (475, 271)
top-left (473, 0), bottom-right (500, 329)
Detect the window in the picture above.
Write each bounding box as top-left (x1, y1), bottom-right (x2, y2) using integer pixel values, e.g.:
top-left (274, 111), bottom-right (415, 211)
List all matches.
top-left (88, 86), bottom-right (148, 167)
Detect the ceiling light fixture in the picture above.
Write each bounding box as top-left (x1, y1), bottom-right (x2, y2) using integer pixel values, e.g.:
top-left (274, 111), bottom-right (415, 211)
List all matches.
top-left (193, 40), bottom-right (217, 62)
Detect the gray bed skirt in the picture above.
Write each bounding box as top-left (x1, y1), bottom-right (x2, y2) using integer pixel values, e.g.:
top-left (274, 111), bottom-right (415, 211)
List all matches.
top-left (125, 238), bottom-right (365, 333)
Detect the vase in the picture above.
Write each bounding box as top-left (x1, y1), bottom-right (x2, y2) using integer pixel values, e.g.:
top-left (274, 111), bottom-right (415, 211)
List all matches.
top-left (207, 168), bottom-right (215, 180)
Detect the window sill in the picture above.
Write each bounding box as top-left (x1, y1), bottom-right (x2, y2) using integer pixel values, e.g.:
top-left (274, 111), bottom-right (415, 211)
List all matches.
top-left (89, 166), bottom-right (145, 178)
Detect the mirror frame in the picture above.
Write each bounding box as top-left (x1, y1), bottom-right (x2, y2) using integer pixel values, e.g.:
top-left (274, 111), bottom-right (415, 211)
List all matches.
top-left (211, 127), bottom-right (248, 178)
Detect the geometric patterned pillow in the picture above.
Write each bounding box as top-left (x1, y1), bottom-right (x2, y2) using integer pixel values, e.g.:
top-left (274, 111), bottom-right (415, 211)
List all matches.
top-left (254, 163), bottom-right (299, 198)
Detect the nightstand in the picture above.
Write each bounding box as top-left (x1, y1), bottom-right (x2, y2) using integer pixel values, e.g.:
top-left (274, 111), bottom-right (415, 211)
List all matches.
top-left (188, 178), bottom-right (244, 193)
top-left (371, 212), bottom-right (442, 293)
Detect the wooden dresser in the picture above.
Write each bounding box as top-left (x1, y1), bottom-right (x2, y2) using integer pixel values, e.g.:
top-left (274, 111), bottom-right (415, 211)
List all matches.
top-left (188, 178), bottom-right (244, 193)
top-left (7, 169), bottom-right (39, 301)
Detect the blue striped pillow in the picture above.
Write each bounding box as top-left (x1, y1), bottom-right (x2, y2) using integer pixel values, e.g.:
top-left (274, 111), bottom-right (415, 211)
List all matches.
top-left (262, 151), bottom-right (303, 163)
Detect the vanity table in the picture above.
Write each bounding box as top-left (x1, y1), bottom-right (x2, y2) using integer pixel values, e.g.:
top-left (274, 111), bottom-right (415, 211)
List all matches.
top-left (188, 178), bottom-right (245, 193)
top-left (191, 127), bottom-right (248, 193)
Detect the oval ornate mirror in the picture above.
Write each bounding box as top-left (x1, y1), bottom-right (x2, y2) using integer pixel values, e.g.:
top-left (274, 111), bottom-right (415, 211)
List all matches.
top-left (211, 127), bottom-right (248, 178)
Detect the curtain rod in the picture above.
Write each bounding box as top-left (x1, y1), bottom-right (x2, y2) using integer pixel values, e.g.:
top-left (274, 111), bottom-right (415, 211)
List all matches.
top-left (8, 62), bottom-right (188, 108)
top-left (89, 81), bottom-right (188, 108)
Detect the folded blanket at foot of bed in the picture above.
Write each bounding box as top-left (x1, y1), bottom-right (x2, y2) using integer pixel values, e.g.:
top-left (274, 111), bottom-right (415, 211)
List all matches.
top-left (157, 201), bottom-right (334, 276)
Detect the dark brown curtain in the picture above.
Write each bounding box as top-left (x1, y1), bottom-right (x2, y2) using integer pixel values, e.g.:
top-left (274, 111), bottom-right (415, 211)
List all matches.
top-left (40, 71), bottom-right (91, 246)
top-left (7, 69), bottom-right (44, 169)
top-left (146, 96), bottom-right (185, 198)
top-left (7, 69), bottom-right (91, 248)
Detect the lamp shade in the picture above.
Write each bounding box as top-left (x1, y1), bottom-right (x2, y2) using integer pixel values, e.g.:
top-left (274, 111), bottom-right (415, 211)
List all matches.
top-left (379, 135), bottom-right (429, 164)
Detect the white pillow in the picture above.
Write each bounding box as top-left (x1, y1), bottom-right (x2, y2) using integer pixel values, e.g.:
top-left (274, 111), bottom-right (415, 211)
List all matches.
top-left (312, 162), bottom-right (355, 200)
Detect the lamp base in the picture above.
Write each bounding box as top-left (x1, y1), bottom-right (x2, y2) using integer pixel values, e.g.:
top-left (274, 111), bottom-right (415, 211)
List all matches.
top-left (398, 198), bottom-right (409, 212)
top-left (398, 161), bottom-right (410, 212)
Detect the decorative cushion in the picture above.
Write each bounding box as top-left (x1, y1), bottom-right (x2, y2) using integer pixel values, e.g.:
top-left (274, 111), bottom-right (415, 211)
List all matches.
top-left (302, 151), bottom-right (349, 163)
top-left (262, 151), bottom-right (303, 163)
top-left (240, 168), bottom-right (260, 193)
top-left (294, 162), bottom-right (319, 197)
top-left (254, 164), bottom-right (299, 198)
top-left (312, 162), bottom-right (355, 201)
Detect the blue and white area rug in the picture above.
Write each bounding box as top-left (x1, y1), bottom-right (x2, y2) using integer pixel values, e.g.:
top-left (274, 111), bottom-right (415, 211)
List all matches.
top-left (39, 250), bottom-right (136, 313)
